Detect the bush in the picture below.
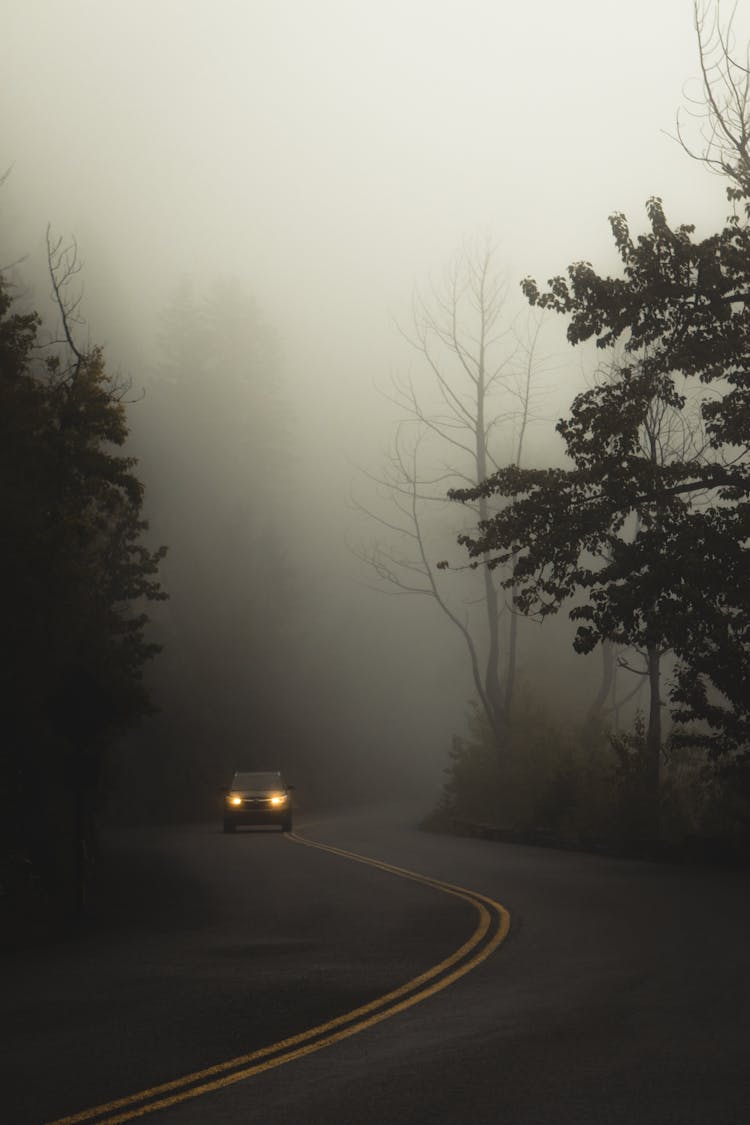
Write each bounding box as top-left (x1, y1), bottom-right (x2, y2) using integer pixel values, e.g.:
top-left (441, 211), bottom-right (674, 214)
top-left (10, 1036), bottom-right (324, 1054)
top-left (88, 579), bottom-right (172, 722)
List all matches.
top-left (432, 697), bottom-right (618, 843)
top-left (431, 702), bottom-right (750, 856)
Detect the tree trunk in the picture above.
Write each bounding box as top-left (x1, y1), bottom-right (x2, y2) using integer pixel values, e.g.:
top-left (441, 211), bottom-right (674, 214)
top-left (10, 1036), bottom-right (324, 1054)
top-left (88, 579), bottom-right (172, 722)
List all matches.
top-left (476, 326), bottom-right (507, 759)
top-left (504, 575), bottom-right (519, 721)
top-left (645, 643), bottom-right (662, 836)
top-left (479, 515), bottom-right (507, 757)
top-left (582, 639), bottom-right (616, 747)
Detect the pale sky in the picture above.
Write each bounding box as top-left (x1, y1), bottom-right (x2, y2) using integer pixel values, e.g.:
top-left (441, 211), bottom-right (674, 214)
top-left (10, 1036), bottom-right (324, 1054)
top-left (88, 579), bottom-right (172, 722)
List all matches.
top-left (5, 1), bottom-right (744, 544)
top-left (4, 1), bottom-right (737, 310)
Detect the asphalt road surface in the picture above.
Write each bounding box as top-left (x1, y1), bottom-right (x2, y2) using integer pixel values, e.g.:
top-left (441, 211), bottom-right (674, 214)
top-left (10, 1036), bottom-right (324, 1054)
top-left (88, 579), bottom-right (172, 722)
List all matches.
top-left (3, 802), bottom-right (749, 1125)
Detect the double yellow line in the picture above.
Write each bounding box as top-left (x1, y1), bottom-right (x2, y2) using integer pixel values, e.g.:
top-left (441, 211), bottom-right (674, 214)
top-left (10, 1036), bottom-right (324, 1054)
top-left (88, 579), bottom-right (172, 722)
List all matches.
top-left (46, 831), bottom-right (510, 1125)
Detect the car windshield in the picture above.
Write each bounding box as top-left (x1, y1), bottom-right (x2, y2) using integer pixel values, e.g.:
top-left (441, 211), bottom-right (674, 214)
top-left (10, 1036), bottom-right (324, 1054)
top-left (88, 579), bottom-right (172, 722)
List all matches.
top-left (232, 772), bottom-right (284, 790)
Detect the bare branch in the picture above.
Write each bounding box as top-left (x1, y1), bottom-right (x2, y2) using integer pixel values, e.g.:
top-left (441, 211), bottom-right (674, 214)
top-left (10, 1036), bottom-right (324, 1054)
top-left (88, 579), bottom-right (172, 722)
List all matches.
top-left (353, 240), bottom-right (551, 744)
top-left (46, 225), bottom-right (86, 372)
top-left (673, 2), bottom-right (750, 193)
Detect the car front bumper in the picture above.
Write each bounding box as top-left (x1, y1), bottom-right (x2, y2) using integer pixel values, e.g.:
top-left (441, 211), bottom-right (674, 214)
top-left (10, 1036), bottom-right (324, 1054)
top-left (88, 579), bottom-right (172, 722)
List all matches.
top-left (224, 801), bottom-right (290, 826)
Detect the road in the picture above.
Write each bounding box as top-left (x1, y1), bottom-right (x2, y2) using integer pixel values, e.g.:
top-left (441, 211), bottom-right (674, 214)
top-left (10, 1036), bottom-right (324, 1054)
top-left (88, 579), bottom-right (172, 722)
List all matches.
top-left (3, 802), bottom-right (749, 1125)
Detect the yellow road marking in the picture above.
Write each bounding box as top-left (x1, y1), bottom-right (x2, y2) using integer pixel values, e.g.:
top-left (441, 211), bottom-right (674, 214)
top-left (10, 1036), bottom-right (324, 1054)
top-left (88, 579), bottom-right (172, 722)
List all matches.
top-left (46, 830), bottom-right (510, 1125)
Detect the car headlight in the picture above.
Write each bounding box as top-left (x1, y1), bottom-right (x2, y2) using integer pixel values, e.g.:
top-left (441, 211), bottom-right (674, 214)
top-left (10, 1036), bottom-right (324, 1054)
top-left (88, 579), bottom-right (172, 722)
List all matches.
top-left (227, 795), bottom-right (242, 806)
top-left (269, 794), bottom-right (288, 806)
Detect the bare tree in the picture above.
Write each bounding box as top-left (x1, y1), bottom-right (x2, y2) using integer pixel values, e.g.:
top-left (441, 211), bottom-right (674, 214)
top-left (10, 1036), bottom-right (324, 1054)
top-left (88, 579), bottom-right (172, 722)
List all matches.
top-left (676, 1), bottom-right (750, 195)
top-left (354, 242), bottom-right (550, 753)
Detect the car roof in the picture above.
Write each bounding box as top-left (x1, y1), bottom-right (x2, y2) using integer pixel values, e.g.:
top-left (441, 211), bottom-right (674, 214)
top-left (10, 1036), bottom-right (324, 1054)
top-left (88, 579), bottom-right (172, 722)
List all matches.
top-left (231, 770), bottom-right (285, 786)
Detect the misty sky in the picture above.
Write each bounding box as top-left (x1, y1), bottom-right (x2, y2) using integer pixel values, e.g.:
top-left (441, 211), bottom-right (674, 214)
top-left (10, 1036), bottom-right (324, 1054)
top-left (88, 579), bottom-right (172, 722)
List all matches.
top-left (4, 1), bottom-right (749, 769)
top-left (5, 2), bottom-right (739, 337)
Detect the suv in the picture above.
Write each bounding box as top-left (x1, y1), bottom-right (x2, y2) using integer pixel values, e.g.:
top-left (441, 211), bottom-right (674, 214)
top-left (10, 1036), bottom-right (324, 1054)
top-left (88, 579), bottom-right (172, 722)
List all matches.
top-left (222, 771), bottom-right (293, 833)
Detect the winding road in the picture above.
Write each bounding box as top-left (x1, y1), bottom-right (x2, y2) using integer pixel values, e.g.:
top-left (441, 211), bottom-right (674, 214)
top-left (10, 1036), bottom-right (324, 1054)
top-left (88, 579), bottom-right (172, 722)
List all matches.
top-left (3, 803), bottom-right (749, 1124)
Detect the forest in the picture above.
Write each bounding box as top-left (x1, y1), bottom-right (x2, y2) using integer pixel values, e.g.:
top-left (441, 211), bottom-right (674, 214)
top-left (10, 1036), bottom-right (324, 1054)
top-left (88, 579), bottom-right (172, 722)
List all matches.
top-left (2, 1), bottom-right (750, 937)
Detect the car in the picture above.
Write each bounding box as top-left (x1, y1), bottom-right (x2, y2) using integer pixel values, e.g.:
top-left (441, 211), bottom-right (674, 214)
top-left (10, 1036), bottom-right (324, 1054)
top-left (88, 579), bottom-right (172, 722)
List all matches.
top-left (222, 770), bottom-right (293, 833)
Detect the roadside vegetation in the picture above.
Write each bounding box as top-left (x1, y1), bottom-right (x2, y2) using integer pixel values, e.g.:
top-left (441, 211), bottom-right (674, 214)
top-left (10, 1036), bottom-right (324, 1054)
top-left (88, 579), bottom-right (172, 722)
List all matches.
top-left (0, 230), bottom-right (166, 935)
top-left (427, 705), bottom-right (750, 861)
top-left (427, 1), bottom-right (750, 861)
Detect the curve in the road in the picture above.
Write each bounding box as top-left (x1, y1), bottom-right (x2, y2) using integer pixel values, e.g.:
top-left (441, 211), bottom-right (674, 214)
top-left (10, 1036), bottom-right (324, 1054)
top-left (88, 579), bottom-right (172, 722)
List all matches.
top-left (46, 830), bottom-right (510, 1125)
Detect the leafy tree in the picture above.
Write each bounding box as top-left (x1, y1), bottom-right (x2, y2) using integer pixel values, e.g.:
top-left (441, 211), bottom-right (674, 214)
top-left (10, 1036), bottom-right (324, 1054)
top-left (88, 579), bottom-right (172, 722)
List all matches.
top-left (453, 192), bottom-right (750, 785)
top-left (441, 0), bottom-right (750, 841)
top-left (453, 348), bottom-right (710, 807)
top-left (0, 233), bottom-right (166, 900)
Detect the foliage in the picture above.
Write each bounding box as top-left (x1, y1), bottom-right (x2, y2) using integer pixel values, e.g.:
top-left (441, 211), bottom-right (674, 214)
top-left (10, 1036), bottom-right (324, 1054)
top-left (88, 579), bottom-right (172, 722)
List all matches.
top-left (0, 258), bottom-right (166, 899)
top-left (431, 702), bottom-right (750, 854)
top-left (428, 3), bottom-right (750, 848)
top-left (452, 192), bottom-right (750, 766)
top-left (432, 699), bottom-right (617, 842)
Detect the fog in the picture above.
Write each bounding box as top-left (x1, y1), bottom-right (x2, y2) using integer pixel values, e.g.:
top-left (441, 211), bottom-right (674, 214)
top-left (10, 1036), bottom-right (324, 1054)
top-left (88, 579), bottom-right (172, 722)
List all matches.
top-left (3, 0), bottom-right (744, 812)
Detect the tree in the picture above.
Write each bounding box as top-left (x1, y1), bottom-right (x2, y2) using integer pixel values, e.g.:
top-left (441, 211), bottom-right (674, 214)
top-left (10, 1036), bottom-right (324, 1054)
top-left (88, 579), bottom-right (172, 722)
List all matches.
top-left (578, 354), bottom-right (710, 744)
top-left (452, 183), bottom-right (750, 788)
top-left (446, 2), bottom-right (750, 820)
top-left (455, 347), bottom-right (712, 809)
top-left (356, 242), bottom-right (549, 753)
top-left (0, 232), bottom-right (166, 901)
top-left (676, 1), bottom-right (750, 198)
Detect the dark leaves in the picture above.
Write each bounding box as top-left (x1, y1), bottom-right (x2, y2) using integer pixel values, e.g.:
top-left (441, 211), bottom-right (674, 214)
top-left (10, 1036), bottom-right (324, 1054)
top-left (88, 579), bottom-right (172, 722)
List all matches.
top-left (454, 190), bottom-right (750, 757)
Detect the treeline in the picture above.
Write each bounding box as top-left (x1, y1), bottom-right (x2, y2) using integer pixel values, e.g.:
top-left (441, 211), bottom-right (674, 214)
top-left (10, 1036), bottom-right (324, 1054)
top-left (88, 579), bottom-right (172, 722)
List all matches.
top-left (110, 277), bottom-right (307, 822)
top-left (0, 234), bottom-right (166, 923)
top-left (108, 276), bottom-right (377, 822)
top-left (432, 4), bottom-right (750, 858)
top-left (1, 222), bottom-right (382, 939)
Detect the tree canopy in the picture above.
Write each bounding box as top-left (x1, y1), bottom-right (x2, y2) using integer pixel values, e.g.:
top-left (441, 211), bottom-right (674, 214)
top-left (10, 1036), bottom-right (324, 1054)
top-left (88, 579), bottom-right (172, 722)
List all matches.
top-left (452, 189), bottom-right (750, 765)
top-left (0, 249), bottom-right (166, 807)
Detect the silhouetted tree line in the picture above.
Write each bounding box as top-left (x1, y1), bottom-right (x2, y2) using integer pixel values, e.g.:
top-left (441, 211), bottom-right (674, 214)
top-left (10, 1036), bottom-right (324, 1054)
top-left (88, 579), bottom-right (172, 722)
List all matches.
top-left (436, 2), bottom-right (750, 854)
top-left (0, 234), bottom-right (166, 922)
top-left (112, 278), bottom-right (335, 820)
